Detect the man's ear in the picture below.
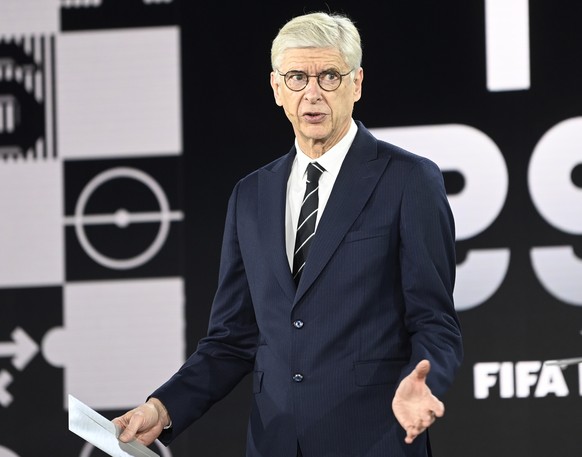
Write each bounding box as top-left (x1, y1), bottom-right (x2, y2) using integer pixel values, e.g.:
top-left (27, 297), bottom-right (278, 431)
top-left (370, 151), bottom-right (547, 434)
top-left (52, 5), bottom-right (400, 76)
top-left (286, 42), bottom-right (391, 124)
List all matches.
top-left (353, 67), bottom-right (364, 102)
top-left (270, 72), bottom-right (284, 106)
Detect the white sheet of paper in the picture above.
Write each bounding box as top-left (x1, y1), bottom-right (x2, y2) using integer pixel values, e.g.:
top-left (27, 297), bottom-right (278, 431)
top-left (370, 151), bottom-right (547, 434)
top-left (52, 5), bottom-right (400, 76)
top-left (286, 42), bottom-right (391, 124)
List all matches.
top-left (544, 357), bottom-right (582, 368)
top-left (68, 394), bottom-right (160, 457)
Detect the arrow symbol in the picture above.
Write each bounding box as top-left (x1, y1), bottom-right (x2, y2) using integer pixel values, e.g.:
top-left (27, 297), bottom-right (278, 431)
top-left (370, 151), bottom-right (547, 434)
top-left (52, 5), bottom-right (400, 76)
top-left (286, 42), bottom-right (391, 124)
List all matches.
top-left (0, 327), bottom-right (39, 370)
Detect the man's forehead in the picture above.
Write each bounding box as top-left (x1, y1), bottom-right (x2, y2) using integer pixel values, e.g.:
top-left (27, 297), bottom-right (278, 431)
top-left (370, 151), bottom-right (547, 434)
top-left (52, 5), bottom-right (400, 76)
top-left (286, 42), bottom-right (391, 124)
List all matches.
top-left (280, 47), bottom-right (345, 69)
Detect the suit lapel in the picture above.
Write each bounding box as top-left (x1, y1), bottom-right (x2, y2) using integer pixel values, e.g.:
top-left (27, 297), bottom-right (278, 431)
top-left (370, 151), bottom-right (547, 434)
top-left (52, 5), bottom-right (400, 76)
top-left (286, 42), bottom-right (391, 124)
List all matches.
top-left (258, 150), bottom-right (296, 303)
top-left (294, 126), bottom-right (391, 304)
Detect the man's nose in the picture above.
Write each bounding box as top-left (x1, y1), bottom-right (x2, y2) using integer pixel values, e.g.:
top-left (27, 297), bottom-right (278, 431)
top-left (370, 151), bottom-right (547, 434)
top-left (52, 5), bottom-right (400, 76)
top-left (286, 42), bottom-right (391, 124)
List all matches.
top-left (303, 76), bottom-right (322, 100)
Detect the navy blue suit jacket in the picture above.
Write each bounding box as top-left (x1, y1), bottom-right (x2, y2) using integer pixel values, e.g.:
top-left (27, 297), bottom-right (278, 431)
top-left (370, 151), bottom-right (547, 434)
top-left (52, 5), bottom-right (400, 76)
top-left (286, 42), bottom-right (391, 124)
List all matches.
top-left (153, 122), bottom-right (463, 457)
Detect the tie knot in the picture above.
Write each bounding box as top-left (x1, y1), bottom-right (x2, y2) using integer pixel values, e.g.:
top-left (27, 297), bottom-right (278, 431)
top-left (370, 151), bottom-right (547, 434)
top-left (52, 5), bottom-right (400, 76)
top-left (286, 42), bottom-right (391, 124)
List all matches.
top-left (306, 162), bottom-right (325, 183)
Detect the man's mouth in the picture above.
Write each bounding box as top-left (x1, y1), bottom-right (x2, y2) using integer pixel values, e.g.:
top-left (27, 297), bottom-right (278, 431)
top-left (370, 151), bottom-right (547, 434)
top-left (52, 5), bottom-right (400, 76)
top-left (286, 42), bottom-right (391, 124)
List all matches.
top-left (303, 112), bottom-right (327, 122)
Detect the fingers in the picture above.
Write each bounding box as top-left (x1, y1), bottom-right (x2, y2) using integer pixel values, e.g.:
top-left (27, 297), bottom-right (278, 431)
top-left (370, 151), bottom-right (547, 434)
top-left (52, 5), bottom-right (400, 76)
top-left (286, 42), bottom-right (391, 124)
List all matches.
top-left (116, 410), bottom-right (145, 442)
top-left (412, 359), bottom-right (431, 380)
top-left (401, 395), bottom-right (445, 444)
top-left (114, 406), bottom-right (155, 443)
top-left (433, 398), bottom-right (445, 417)
top-left (403, 408), bottom-right (441, 444)
top-left (112, 401), bottom-right (168, 446)
top-left (119, 419), bottom-right (139, 442)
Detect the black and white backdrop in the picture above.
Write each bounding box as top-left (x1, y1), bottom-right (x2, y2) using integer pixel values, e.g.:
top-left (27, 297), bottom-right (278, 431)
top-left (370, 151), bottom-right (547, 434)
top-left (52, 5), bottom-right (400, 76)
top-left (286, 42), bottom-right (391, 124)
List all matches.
top-left (0, 1), bottom-right (581, 456)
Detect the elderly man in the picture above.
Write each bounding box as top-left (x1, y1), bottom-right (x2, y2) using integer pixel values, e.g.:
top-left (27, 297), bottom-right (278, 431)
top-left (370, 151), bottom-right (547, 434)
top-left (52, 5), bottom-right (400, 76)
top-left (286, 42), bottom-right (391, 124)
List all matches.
top-left (114, 11), bottom-right (462, 457)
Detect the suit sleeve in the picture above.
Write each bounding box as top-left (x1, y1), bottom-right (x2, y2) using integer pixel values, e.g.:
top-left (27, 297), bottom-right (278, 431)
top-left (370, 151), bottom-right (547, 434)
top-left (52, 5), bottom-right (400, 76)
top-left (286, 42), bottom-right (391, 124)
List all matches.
top-left (153, 181), bottom-right (258, 444)
top-left (399, 157), bottom-right (463, 397)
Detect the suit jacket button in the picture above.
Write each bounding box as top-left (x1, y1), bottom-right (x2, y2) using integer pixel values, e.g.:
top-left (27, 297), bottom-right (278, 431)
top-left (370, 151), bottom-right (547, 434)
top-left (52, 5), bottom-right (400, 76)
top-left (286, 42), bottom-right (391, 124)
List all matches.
top-left (293, 320), bottom-right (304, 329)
top-left (292, 373), bottom-right (304, 382)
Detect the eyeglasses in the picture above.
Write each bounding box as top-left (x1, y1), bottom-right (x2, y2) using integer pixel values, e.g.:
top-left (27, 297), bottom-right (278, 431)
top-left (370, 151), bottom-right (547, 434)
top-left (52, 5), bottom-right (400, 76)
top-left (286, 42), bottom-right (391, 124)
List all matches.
top-left (277, 68), bottom-right (353, 92)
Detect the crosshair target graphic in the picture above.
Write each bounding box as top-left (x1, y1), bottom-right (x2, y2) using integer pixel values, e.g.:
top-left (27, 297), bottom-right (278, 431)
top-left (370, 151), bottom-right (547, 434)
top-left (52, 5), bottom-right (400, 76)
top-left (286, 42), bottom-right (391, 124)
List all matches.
top-left (64, 167), bottom-right (183, 270)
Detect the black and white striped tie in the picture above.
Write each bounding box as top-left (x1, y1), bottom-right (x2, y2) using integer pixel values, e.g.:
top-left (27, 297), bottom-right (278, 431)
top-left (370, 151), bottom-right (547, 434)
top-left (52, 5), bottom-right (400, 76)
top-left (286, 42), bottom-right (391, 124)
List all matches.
top-left (292, 162), bottom-right (325, 285)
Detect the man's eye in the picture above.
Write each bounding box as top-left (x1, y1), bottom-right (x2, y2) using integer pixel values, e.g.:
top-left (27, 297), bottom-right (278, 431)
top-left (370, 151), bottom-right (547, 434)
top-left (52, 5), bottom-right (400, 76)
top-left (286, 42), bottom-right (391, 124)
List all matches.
top-left (288, 72), bottom-right (306, 81)
top-left (321, 71), bottom-right (340, 81)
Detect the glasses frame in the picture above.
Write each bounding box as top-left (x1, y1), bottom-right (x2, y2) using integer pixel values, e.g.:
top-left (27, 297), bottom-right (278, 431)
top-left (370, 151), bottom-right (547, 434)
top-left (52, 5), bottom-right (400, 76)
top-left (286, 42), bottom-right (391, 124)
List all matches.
top-left (277, 68), bottom-right (354, 92)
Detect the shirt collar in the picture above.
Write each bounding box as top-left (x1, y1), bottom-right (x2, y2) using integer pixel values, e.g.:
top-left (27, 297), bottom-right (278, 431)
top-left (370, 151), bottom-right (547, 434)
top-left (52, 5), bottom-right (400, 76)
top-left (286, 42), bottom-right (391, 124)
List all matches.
top-left (294, 119), bottom-right (358, 179)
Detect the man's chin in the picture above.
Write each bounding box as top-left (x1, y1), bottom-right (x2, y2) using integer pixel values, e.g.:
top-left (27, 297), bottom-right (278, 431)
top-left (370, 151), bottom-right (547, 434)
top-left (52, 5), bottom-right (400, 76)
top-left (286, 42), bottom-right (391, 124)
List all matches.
top-left (299, 123), bottom-right (330, 140)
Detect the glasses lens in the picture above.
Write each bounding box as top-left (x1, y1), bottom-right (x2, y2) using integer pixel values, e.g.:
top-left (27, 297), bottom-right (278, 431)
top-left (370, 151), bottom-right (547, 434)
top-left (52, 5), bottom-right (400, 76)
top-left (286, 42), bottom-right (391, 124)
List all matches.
top-left (284, 71), bottom-right (308, 91)
top-left (318, 70), bottom-right (342, 90)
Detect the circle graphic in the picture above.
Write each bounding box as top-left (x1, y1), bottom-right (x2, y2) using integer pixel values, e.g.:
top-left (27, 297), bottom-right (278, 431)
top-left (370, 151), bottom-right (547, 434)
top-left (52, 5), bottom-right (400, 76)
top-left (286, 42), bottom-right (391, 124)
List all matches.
top-left (69, 167), bottom-right (182, 270)
top-left (79, 440), bottom-right (172, 457)
top-left (0, 446), bottom-right (20, 457)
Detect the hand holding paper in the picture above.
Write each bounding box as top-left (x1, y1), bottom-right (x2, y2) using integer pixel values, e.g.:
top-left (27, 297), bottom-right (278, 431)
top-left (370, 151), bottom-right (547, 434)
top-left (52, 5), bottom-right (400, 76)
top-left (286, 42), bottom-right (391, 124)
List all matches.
top-left (68, 394), bottom-right (160, 457)
top-left (113, 397), bottom-right (170, 445)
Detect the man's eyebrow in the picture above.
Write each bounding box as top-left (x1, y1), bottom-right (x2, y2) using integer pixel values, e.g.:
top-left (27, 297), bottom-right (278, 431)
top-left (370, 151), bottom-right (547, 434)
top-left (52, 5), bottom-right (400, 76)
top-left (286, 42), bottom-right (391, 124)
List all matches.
top-left (286, 67), bottom-right (341, 73)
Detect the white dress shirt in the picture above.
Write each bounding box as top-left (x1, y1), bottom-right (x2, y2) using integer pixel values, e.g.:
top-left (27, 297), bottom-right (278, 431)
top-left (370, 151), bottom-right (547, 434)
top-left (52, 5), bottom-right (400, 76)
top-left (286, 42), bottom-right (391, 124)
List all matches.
top-left (285, 120), bottom-right (358, 269)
